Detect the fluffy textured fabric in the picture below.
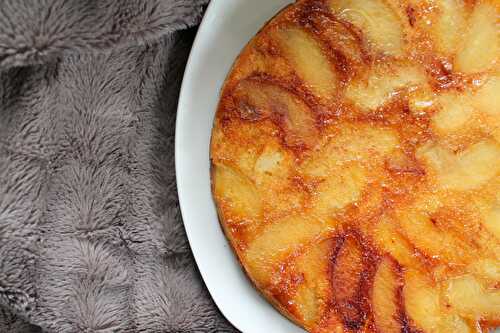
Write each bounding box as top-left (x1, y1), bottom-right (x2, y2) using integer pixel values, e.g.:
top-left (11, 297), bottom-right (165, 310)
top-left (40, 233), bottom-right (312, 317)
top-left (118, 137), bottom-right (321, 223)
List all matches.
top-left (0, 1), bottom-right (237, 332)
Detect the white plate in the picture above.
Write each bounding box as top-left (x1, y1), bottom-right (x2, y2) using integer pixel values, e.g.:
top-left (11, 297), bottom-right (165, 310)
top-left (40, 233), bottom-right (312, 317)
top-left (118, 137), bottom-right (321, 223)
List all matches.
top-left (175, 1), bottom-right (302, 332)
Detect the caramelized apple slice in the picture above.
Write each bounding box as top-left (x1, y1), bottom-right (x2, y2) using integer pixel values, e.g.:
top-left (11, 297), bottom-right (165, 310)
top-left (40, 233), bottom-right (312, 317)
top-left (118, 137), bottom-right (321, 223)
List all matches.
top-left (293, 239), bottom-right (335, 328)
top-left (432, 0), bottom-right (467, 54)
top-left (302, 124), bottom-right (399, 177)
top-left (483, 202), bottom-right (500, 240)
top-left (455, 3), bottom-right (499, 73)
top-left (244, 215), bottom-right (323, 285)
top-left (404, 269), bottom-right (472, 333)
top-left (468, 259), bottom-right (500, 285)
top-left (313, 163), bottom-right (366, 216)
top-left (444, 275), bottom-right (500, 321)
top-left (275, 27), bottom-right (338, 100)
top-left (312, 310), bottom-right (345, 333)
top-left (430, 204), bottom-right (500, 262)
top-left (372, 217), bottom-right (421, 268)
top-left (213, 164), bottom-right (262, 222)
top-left (404, 269), bottom-right (441, 332)
top-left (372, 257), bottom-right (403, 333)
top-left (398, 210), bottom-right (475, 264)
top-left (331, 234), bottom-right (367, 329)
top-left (492, 127), bottom-right (500, 144)
top-left (432, 93), bottom-right (474, 133)
top-left (472, 75), bottom-right (500, 116)
top-left (306, 11), bottom-right (364, 66)
top-left (232, 80), bottom-right (318, 147)
top-left (346, 65), bottom-right (427, 111)
top-left (252, 145), bottom-right (305, 213)
top-left (329, 0), bottom-right (404, 56)
top-left (418, 141), bottom-right (500, 191)
top-left (440, 315), bottom-right (475, 333)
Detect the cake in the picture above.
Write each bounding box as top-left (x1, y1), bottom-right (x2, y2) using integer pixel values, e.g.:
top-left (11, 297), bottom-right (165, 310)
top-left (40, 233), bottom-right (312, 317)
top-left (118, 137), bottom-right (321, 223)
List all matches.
top-left (210, 0), bottom-right (500, 331)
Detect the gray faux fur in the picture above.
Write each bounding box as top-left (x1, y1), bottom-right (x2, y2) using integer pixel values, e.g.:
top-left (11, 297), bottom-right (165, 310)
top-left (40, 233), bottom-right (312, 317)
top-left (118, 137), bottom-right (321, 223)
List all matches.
top-left (0, 1), bottom-right (236, 332)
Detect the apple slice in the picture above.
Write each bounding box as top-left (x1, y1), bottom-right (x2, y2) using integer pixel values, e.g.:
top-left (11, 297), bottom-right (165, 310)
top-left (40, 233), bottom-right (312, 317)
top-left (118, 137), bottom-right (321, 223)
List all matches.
top-left (372, 217), bottom-right (421, 268)
top-left (403, 269), bottom-right (441, 332)
top-left (468, 259), bottom-right (500, 285)
top-left (398, 210), bottom-right (475, 264)
top-left (432, 0), bottom-right (467, 54)
top-left (492, 127), bottom-right (500, 144)
top-left (213, 164), bottom-right (262, 222)
top-left (372, 257), bottom-right (403, 333)
top-left (275, 27), bottom-right (338, 100)
top-left (455, 3), bottom-right (499, 74)
top-left (331, 234), bottom-right (367, 330)
top-left (346, 65), bottom-right (427, 111)
top-left (472, 75), bottom-right (500, 116)
top-left (312, 163), bottom-right (366, 216)
top-left (444, 275), bottom-right (500, 321)
top-left (418, 141), bottom-right (500, 191)
top-left (306, 10), bottom-right (364, 66)
top-left (311, 310), bottom-right (345, 333)
top-left (232, 79), bottom-right (318, 147)
top-left (432, 93), bottom-right (474, 133)
top-left (293, 239), bottom-right (335, 328)
top-left (302, 124), bottom-right (399, 178)
top-left (329, 0), bottom-right (404, 56)
top-left (244, 215), bottom-right (323, 286)
top-left (483, 202), bottom-right (500, 240)
top-left (404, 269), bottom-right (472, 333)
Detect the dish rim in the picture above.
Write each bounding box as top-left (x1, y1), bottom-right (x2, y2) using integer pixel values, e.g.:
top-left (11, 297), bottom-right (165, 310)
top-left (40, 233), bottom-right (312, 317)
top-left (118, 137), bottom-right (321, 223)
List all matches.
top-left (175, 1), bottom-right (302, 332)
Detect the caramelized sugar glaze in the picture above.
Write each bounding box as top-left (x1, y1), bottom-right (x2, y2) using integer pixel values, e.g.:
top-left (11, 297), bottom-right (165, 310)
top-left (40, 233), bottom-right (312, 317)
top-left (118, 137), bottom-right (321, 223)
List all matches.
top-left (210, 0), bottom-right (500, 332)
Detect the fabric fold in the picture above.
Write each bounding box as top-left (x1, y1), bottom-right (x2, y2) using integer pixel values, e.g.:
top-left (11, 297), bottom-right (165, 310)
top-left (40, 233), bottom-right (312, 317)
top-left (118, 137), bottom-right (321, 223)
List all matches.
top-left (0, 0), bottom-right (207, 70)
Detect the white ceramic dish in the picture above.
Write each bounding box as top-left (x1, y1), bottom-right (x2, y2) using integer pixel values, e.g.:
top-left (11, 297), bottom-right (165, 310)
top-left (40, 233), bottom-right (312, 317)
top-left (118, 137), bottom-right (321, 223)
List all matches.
top-left (175, 1), bottom-right (302, 332)
top-left (176, 2), bottom-right (500, 333)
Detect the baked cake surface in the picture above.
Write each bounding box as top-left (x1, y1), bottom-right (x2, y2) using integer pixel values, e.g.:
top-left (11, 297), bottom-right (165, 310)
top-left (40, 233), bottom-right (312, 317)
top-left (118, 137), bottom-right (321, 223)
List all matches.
top-left (210, 0), bottom-right (500, 332)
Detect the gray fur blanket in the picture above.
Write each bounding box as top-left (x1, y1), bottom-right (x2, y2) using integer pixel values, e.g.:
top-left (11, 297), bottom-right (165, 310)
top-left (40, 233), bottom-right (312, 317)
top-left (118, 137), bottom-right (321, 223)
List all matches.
top-left (0, 1), bottom-right (236, 332)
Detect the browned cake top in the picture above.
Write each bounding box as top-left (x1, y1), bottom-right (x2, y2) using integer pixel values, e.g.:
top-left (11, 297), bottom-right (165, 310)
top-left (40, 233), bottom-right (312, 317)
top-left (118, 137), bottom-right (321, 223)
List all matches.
top-left (210, 0), bottom-right (500, 332)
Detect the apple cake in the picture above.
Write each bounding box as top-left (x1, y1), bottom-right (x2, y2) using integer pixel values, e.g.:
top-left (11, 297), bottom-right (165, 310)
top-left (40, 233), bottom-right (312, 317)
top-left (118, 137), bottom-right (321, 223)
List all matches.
top-left (210, 0), bottom-right (500, 332)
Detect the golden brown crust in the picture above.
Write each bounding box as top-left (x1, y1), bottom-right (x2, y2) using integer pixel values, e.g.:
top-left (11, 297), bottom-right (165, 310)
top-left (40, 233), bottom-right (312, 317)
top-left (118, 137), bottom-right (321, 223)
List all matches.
top-left (210, 0), bottom-right (500, 332)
